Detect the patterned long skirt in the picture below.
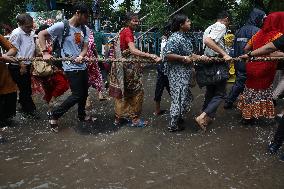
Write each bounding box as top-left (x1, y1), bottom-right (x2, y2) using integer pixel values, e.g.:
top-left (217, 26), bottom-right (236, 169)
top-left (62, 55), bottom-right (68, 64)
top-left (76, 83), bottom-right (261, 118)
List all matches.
top-left (115, 90), bottom-right (144, 120)
top-left (167, 64), bottom-right (193, 127)
top-left (111, 56), bottom-right (144, 120)
top-left (237, 86), bottom-right (275, 119)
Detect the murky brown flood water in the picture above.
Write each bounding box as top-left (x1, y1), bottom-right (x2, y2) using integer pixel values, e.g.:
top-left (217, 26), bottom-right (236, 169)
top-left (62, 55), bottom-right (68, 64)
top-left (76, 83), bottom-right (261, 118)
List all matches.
top-left (0, 69), bottom-right (284, 189)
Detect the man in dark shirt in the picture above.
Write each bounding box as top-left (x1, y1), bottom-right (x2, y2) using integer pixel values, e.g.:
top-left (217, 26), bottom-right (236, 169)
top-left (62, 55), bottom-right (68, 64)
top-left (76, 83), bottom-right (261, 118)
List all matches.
top-left (240, 34), bottom-right (284, 161)
top-left (224, 8), bottom-right (266, 109)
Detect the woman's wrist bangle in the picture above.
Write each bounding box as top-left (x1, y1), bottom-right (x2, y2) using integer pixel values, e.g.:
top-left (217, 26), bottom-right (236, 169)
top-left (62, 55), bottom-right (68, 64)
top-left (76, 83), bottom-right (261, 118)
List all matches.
top-left (247, 51), bottom-right (253, 57)
top-left (183, 56), bottom-right (187, 62)
top-left (148, 54), bottom-right (155, 59)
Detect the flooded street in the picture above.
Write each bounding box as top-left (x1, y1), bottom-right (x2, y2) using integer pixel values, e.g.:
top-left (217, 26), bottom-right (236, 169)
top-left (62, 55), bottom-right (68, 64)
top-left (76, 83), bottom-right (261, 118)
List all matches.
top-left (0, 69), bottom-right (284, 189)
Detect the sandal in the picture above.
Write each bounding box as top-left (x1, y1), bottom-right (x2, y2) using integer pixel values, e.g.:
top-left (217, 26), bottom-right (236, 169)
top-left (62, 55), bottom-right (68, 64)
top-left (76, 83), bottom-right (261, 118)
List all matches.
top-left (153, 110), bottom-right (167, 116)
top-left (47, 111), bottom-right (59, 133)
top-left (78, 115), bottom-right (97, 122)
top-left (168, 125), bottom-right (185, 132)
top-left (114, 118), bottom-right (131, 126)
top-left (114, 118), bottom-right (120, 126)
top-left (130, 119), bottom-right (148, 128)
top-left (194, 117), bottom-right (206, 131)
top-left (49, 120), bottom-right (59, 133)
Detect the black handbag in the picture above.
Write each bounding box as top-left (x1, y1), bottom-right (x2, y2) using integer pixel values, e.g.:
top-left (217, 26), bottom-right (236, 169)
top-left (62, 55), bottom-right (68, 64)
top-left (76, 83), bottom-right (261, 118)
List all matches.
top-left (195, 61), bottom-right (229, 87)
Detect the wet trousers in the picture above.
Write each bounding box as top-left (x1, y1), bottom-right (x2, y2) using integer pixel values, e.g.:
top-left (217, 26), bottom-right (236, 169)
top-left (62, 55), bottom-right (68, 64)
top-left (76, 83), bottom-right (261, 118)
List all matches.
top-left (154, 68), bottom-right (170, 102)
top-left (0, 92), bottom-right (17, 123)
top-left (203, 80), bottom-right (227, 118)
top-left (273, 70), bottom-right (284, 100)
top-left (8, 65), bottom-right (36, 113)
top-left (51, 70), bottom-right (89, 120)
top-left (273, 117), bottom-right (284, 146)
top-left (226, 61), bottom-right (246, 104)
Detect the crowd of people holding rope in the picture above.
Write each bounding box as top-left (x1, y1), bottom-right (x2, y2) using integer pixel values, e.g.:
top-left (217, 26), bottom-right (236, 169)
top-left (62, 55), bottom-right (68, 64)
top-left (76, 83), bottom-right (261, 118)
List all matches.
top-left (1, 2), bottom-right (284, 160)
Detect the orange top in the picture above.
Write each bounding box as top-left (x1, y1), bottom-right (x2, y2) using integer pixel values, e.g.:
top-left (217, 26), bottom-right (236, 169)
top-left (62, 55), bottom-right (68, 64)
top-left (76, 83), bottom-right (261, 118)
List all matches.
top-left (0, 34), bottom-right (18, 94)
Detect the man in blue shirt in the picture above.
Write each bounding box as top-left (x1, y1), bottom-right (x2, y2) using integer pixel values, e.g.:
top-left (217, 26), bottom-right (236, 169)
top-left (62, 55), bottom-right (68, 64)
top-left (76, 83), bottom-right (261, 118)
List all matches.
top-left (224, 8), bottom-right (266, 109)
top-left (38, 2), bottom-right (90, 132)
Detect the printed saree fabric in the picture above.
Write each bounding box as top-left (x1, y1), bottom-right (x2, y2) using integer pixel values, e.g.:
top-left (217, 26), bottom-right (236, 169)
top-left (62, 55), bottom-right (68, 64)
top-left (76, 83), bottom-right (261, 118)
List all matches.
top-left (109, 28), bottom-right (144, 99)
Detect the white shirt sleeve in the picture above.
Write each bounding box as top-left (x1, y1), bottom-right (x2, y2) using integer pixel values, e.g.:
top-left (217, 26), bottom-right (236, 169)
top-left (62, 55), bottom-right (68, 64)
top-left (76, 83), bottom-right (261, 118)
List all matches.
top-left (9, 29), bottom-right (21, 51)
top-left (207, 23), bottom-right (227, 42)
top-left (160, 38), bottom-right (167, 57)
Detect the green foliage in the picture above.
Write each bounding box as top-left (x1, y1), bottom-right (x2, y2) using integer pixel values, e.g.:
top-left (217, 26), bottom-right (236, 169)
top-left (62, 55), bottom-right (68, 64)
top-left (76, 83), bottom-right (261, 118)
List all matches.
top-left (267, 0), bottom-right (284, 12)
top-left (142, 0), bottom-right (172, 30)
top-left (141, 0), bottom-right (284, 32)
top-left (232, 0), bottom-right (284, 28)
top-left (1, 0), bottom-right (283, 34)
top-left (232, 0), bottom-right (254, 28)
top-left (119, 0), bottom-right (135, 12)
top-left (141, 0), bottom-right (238, 31)
top-left (0, 0), bottom-right (48, 28)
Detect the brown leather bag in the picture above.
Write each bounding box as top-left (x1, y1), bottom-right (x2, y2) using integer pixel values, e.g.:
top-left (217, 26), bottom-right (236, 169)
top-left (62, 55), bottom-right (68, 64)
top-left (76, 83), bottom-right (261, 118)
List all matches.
top-left (32, 60), bottom-right (54, 77)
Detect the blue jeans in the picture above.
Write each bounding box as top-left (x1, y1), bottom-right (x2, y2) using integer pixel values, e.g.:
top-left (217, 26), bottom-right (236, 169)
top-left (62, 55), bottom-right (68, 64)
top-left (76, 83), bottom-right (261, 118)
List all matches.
top-left (226, 60), bottom-right (246, 104)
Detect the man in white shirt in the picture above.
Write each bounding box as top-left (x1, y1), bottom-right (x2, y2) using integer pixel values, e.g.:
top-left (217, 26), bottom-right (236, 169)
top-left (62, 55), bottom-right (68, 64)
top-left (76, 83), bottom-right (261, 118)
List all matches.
top-left (195, 11), bottom-right (232, 128)
top-left (9, 13), bottom-right (37, 117)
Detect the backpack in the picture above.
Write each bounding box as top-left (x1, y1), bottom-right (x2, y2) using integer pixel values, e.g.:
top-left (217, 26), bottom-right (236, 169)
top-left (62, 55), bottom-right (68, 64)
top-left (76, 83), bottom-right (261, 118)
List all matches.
top-left (52, 20), bottom-right (87, 67)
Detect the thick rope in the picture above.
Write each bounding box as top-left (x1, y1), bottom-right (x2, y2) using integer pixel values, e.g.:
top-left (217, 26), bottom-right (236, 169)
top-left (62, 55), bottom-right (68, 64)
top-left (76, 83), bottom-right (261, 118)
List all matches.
top-left (12, 56), bottom-right (284, 64)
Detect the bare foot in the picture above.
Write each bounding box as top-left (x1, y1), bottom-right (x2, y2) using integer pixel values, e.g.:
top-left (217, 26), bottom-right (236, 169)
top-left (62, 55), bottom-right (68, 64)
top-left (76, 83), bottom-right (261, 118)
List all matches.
top-left (195, 116), bottom-right (206, 131)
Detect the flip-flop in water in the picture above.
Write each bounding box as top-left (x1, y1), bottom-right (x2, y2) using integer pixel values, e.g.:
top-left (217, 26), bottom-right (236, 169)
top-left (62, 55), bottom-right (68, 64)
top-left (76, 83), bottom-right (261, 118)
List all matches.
top-left (49, 120), bottom-right (59, 133)
top-left (113, 118), bottom-right (121, 126)
top-left (47, 112), bottom-right (59, 133)
top-left (79, 116), bottom-right (97, 122)
top-left (114, 118), bottom-right (131, 126)
top-left (130, 119), bottom-right (148, 128)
